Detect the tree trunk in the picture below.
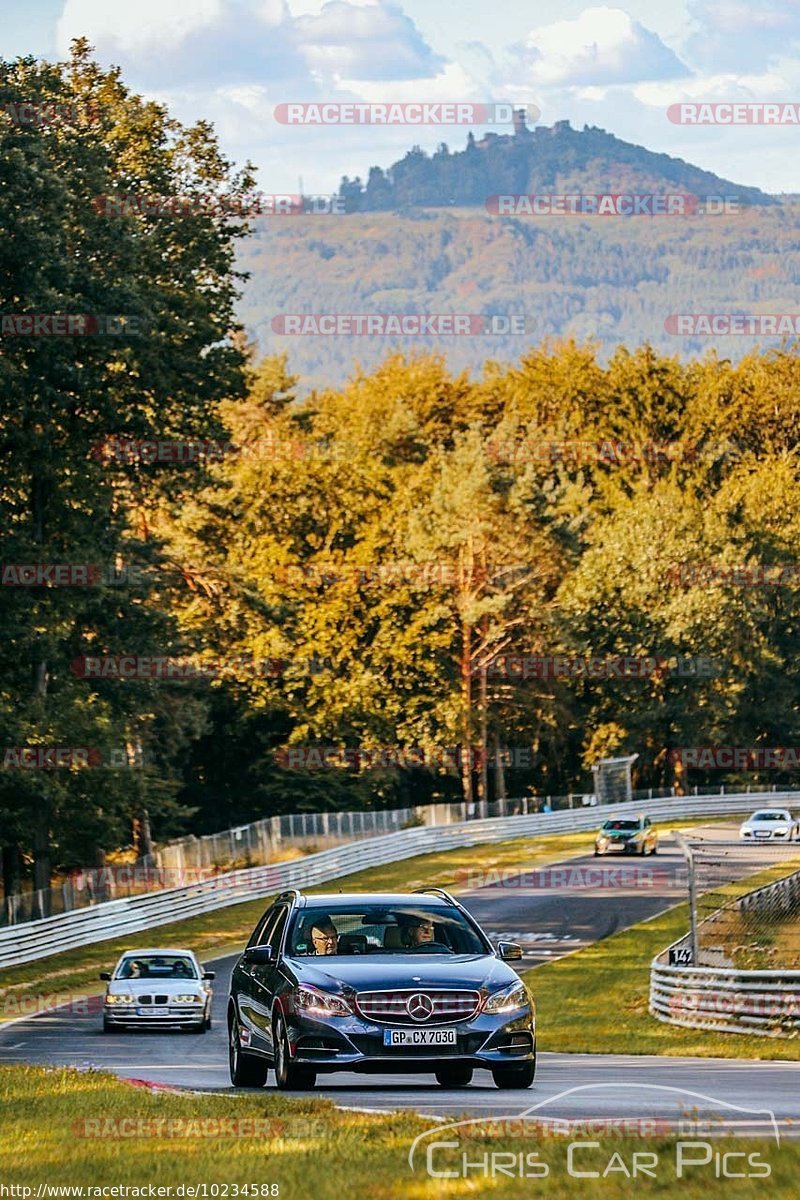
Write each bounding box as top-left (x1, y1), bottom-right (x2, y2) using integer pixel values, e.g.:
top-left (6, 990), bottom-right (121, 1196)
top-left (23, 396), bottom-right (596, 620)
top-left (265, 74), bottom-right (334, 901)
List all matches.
top-left (32, 818), bottom-right (51, 916)
top-left (1, 844), bottom-right (21, 900)
top-left (460, 616), bottom-right (474, 808)
top-left (494, 732), bottom-right (507, 812)
top-left (137, 808), bottom-right (153, 859)
top-left (478, 656), bottom-right (488, 814)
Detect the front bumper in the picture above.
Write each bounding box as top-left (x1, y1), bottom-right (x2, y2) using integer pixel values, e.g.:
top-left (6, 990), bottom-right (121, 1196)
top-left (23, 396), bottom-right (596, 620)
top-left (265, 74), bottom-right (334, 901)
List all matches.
top-left (596, 839), bottom-right (638, 853)
top-left (104, 1006), bottom-right (206, 1029)
top-left (282, 1008), bottom-right (536, 1074)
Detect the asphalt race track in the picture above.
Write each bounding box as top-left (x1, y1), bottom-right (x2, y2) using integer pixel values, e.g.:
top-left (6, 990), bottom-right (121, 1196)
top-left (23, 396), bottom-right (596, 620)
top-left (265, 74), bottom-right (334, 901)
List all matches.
top-left (2, 826), bottom-right (799, 1132)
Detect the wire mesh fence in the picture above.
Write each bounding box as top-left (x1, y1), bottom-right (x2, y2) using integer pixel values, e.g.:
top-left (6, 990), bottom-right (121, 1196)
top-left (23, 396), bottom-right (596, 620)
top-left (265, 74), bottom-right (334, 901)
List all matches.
top-left (680, 820), bottom-right (800, 969)
top-left (5, 783), bottom-right (799, 927)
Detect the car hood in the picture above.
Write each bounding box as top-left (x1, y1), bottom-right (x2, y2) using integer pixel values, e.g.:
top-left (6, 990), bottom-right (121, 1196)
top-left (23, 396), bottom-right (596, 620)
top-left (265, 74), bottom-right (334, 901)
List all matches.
top-left (109, 979), bottom-right (205, 994)
top-left (284, 953), bottom-right (519, 993)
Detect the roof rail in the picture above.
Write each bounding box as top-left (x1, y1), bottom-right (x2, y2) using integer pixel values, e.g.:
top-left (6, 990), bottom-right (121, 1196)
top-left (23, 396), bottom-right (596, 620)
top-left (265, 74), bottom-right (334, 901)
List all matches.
top-left (412, 887), bottom-right (457, 905)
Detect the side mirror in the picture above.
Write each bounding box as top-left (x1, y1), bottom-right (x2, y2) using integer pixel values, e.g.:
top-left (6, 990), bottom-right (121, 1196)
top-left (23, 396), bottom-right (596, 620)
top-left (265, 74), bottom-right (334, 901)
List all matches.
top-left (99, 972), bottom-right (111, 981)
top-left (202, 971), bottom-right (216, 981)
top-left (244, 946), bottom-right (273, 965)
top-left (497, 941), bottom-right (523, 962)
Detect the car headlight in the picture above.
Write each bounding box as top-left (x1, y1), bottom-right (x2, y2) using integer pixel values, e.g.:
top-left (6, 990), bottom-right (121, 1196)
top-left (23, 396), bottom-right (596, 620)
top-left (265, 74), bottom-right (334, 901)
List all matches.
top-left (105, 993), bottom-right (134, 1005)
top-left (173, 994), bottom-right (201, 1003)
top-left (483, 981), bottom-right (530, 1014)
top-left (293, 985), bottom-right (351, 1016)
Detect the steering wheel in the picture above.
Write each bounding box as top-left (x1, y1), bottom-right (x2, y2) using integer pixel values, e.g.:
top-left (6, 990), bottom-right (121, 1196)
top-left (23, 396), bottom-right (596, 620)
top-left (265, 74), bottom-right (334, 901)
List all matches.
top-left (412, 941), bottom-right (451, 953)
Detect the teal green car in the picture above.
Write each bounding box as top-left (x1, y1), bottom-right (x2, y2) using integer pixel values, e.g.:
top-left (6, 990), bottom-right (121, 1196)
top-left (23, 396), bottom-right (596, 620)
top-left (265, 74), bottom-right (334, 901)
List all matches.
top-left (594, 815), bottom-right (658, 856)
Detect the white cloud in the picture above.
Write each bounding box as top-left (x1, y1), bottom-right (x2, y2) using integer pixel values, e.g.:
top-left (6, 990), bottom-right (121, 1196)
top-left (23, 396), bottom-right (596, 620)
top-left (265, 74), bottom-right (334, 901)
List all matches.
top-left (57, 0), bottom-right (224, 57)
top-left (511, 6), bottom-right (688, 87)
top-left (259, 0), bottom-right (291, 27)
top-left (685, 0), bottom-right (800, 72)
top-left (334, 60), bottom-right (479, 100)
top-left (632, 71), bottom-right (791, 108)
top-left (56, 0), bottom-right (443, 88)
top-left (285, 0), bottom-right (379, 11)
top-left (294, 2), bottom-right (445, 80)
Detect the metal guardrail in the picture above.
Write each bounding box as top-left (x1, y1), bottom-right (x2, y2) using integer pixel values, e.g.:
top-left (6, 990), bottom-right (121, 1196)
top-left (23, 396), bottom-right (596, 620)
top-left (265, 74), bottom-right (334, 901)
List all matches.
top-left (152, 784), bottom-right (798, 875)
top-left (7, 783), bottom-right (797, 926)
top-left (0, 792), bottom-right (767, 971)
top-left (650, 947), bottom-right (800, 1037)
top-left (650, 864), bottom-right (800, 1036)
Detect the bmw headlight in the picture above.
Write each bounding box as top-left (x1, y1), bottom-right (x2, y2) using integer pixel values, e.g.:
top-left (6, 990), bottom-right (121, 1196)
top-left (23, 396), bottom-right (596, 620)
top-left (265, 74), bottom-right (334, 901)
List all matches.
top-left (293, 985), bottom-right (351, 1016)
top-left (483, 981), bottom-right (530, 1014)
top-left (105, 993), bottom-right (134, 1005)
top-left (173, 994), bottom-right (201, 1003)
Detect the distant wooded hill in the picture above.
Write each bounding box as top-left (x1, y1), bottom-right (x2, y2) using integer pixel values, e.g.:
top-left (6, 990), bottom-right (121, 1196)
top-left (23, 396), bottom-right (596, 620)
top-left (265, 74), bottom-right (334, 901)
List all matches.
top-left (334, 116), bottom-right (772, 212)
top-left (237, 199), bottom-right (800, 392)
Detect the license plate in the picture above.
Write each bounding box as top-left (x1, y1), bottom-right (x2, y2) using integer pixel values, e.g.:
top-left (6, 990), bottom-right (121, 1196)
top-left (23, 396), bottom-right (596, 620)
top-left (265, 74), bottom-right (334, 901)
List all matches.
top-left (138, 1006), bottom-right (168, 1016)
top-left (383, 1028), bottom-right (457, 1047)
top-left (755, 831), bottom-right (771, 838)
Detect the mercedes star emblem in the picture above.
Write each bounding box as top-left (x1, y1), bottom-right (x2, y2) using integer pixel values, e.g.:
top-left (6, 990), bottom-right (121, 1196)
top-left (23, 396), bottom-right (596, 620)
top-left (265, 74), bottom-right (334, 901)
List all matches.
top-left (407, 992), bottom-right (434, 1021)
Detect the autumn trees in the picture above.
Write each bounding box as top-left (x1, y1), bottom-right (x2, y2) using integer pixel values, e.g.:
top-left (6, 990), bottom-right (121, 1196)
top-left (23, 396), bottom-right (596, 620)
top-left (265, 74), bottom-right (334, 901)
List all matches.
top-left (0, 43), bottom-right (250, 897)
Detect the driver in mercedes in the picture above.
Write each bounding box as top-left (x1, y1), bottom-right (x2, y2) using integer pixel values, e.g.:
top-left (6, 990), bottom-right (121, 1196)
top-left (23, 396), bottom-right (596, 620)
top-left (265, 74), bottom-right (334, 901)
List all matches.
top-left (401, 915), bottom-right (435, 949)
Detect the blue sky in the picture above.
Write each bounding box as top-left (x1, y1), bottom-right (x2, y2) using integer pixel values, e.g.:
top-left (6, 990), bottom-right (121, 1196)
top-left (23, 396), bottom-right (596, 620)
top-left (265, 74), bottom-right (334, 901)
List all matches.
top-left (3, 0), bottom-right (800, 193)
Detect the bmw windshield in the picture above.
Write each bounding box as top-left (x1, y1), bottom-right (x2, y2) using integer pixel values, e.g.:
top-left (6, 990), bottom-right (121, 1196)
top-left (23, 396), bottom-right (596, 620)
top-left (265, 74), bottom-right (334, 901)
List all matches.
top-left (287, 903), bottom-right (489, 956)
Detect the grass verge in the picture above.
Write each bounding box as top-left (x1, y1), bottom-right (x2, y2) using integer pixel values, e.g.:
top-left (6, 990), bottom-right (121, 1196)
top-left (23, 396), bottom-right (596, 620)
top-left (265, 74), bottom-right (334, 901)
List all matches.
top-left (525, 899), bottom-right (800, 1060)
top-left (1, 1064), bottom-right (798, 1199)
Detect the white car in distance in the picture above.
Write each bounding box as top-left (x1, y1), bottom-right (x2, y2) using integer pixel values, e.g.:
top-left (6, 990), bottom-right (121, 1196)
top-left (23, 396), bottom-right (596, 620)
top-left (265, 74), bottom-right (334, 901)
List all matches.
top-left (739, 809), bottom-right (800, 843)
